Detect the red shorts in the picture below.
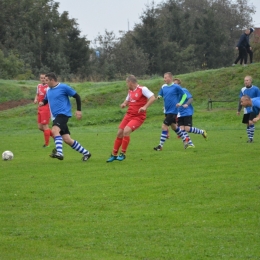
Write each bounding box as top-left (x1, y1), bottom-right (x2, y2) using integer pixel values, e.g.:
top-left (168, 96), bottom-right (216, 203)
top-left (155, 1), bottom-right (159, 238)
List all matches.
top-left (38, 106), bottom-right (50, 124)
top-left (119, 114), bottom-right (145, 131)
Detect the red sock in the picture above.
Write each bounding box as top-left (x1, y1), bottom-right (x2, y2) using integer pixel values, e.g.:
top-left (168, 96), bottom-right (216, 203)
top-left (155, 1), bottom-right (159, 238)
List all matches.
top-left (49, 129), bottom-right (53, 137)
top-left (121, 136), bottom-right (130, 154)
top-left (112, 137), bottom-right (123, 155)
top-left (44, 130), bottom-right (50, 145)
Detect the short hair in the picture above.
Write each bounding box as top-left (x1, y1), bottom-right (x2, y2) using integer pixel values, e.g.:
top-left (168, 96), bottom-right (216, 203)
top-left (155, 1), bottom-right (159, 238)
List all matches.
top-left (241, 95), bottom-right (251, 100)
top-left (164, 72), bottom-right (173, 78)
top-left (245, 75), bottom-right (252, 82)
top-left (173, 78), bottom-right (182, 84)
top-left (126, 75), bottom-right (137, 83)
top-left (45, 72), bottom-right (57, 81)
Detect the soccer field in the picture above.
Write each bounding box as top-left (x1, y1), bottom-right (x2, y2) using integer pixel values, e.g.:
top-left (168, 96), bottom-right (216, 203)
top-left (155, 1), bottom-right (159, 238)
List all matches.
top-left (0, 115), bottom-right (259, 259)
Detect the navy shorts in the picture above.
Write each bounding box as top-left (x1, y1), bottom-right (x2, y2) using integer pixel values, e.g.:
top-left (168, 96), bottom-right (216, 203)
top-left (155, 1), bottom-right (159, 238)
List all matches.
top-left (52, 114), bottom-right (71, 135)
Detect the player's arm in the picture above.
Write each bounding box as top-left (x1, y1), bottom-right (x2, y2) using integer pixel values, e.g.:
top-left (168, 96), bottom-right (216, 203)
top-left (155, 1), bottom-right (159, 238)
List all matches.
top-left (182, 97), bottom-right (193, 108)
top-left (237, 99), bottom-right (242, 115)
top-left (34, 94), bottom-right (38, 104)
top-left (139, 87), bottom-right (156, 112)
top-left (73, 93), bottom-right (82, 120)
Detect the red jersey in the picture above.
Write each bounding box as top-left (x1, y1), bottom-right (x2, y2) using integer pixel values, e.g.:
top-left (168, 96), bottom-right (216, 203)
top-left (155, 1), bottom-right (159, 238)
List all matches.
top-left (126, 85), bottom-right (154, 117)
top-left (36, 84), bottom-right (48, 103)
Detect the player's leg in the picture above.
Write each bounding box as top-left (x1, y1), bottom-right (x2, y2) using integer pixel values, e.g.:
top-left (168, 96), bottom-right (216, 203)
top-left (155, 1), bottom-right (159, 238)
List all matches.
top-left (247, 113), bottom-right (256, 142)
top-left (242, 114), bottom-right (252, 142)
top-left (63, 133), bottom-right (91, 162)
top-left (154, 114), bottom-right (175, 151)
top-left (49, 115), bottom-right (69, 160)
top-left (189, 126), bottom-right (207, 140)
top-left (117, 118), bottom-right (144, 161)
top-left (107, 116), bottom-right (130, 162)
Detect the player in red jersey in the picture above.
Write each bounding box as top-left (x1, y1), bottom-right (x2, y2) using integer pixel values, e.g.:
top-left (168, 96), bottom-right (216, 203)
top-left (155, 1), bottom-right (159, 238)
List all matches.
top-left (106, 75), bottom-right (156, 162)
top-left (34, 73), bottom-right (52, 147)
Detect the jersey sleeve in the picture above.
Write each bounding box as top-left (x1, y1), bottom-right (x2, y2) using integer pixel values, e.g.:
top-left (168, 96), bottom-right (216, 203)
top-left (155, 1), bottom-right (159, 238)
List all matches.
top-left (125, 94), bottom-right (130, 101)
top-left (142, 86), bottom-right (154, 99)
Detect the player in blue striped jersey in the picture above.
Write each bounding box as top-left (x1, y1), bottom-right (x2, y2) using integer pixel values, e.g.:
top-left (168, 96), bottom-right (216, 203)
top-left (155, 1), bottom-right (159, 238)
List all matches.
top-left (39, 72), bottom-right (91, 161)
top-left (174, 78), bottom-right (207, 149)
top-left (237, 76), bottom-right (260, 143)
top-left (153, 72), bottom-right (188, 151)
top-left (240, 96), bottom-right (260, 123)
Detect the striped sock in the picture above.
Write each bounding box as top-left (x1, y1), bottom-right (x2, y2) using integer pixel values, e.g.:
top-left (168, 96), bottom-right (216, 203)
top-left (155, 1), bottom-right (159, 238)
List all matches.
top-left (159, 131), bottom-right (168, 146)
top-left (247, 126), bottom-right (251, 139)
top-left (175, 127), bottom-right (185, 141)
top-left (189, 127), bottom-right (203, 135)
top-left (71, 140), bottom-right (89, 155)
top-left (54, 136), bottom-right (63, 155)
top-left (249, 125), bottom-right (255, 140)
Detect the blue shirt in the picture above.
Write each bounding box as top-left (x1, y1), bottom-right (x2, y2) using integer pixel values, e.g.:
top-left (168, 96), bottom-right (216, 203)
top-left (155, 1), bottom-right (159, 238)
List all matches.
top-left (158, 83), bottom-right (185, 114)
top-left (44, 83), bottom-right (77, 119)
top-left (239, 85), bottom-right (260, 114)
top-left (251, 97), bottom-right (260, 115)
top-left (178, 88), bottom-right (194, 117)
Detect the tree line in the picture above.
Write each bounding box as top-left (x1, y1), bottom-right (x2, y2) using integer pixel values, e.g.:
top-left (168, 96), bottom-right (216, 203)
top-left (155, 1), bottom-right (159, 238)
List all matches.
top-left (0, 0), bottom-right (256, 81)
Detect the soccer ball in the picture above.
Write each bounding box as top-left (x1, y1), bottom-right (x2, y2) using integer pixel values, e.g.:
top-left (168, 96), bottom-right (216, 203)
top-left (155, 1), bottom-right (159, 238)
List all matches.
top-left (2, 151), bottom-right (14, 161)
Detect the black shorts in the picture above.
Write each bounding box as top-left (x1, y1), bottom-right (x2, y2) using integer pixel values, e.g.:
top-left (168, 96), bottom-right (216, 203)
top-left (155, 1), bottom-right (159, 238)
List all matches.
top-left (52, 114), bottom-right (71, 135)
top-left (242, 112), bottom-right (256, 124)
top-left (163, 114), bottom-right (177, 126)
top-left (177, 116), bottom-right (192, 127)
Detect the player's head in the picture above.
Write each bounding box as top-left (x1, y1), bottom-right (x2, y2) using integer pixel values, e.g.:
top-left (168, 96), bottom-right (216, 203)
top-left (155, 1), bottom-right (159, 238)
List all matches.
top-left (126, 75), bottom-right (138, 90)
top-left (164, 72), bottom-right (173, 85)
top-left (39, 73), bottom-right (46, 84)
top-left (240, 95), bottom-right (252, 107)
top-left (244, 75), bottom-right (252, 87)
top-left (173, 78), bottom-right (181, 85)
top-left (45, 72), bottom-right (58, 87)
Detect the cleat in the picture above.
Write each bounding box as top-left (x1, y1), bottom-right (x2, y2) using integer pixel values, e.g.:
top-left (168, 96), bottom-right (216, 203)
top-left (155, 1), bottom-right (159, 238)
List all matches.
top-left (49, 152), bottom-right (64, 160)
top-left (247, 139), bottom-right (253, 143)
top-left (106, 154), bottom-right (118, 163)
top-left (82, 152), bottom-right (91, 162)
top-left (187, 144), bottom-right (195, 149)
top-left (184, 141), bottom-right (189, 149)
top-left (202, 130), bottom-right (208, 141)
top-left (117, 152), bottom-right (126, 161)
top-left (153, 145), bottom-right (162, 151)
top-left (166, 135), bottom-right (170, 139)
top-left (43, 144), bottom-right (50, 148)
top-left (52, 148), bottom-right (57, 154)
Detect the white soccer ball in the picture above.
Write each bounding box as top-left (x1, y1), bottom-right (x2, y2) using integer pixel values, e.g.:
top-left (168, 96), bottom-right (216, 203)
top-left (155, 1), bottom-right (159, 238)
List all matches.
top-left (2, 151), bottom-right (14, 161)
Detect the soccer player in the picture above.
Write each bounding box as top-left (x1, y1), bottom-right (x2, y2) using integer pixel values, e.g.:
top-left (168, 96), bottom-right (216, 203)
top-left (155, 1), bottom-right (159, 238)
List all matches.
top-left (106, 75), bottom-right (156, 162)
top-left (34, 73), bottom-right (52, 147)
top-left (174, 78), bottom-right (207, 148)
top-left (240, 95), bottom-right (260, 123)
top-left (153, 72), bottom-right (188, 151)
top-left (237, 76), bottom-right (260, 143)
top-left (39, 72), bottom-right (91, 161)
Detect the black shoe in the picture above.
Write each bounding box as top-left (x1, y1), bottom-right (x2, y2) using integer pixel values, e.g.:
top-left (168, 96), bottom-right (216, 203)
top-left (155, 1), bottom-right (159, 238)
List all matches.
top-left (49, 151), bottom-right (64, 160)
top-left (247, 139), bottom-right (253, 143)
top-left (43, 144), bottom-right (50, 148)
top-left (153, 145), bottom-right (162, 151)
top-left (82, 152), bottom-right (91, 162)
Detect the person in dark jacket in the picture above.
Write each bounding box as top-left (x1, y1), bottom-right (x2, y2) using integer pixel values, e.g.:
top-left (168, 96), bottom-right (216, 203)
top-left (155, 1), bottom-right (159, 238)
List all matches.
top-left (232, 28), bottom-right (253, 66)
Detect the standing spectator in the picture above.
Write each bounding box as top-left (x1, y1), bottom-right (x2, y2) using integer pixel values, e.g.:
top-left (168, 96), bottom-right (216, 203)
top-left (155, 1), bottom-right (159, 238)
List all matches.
top-left (246, 28), bottom-right (254, 64)
top-left (233, 28), bottom-right (252, 66)
top-left (153, 72), bottom-right (189, 151)
top-left (237, 75), bottom-right (260, 143)
top-left (174, 78), bottom-right (208, 148)
top-left (106, 75), bottom-right (155, 162)
top-left (39, 72), bottom-right (91, 161)
top-left (34, 73), bottom-right (52, 147)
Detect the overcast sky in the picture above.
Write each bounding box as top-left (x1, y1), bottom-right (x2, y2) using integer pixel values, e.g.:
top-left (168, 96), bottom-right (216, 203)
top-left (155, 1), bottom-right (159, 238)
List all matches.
top-left (57, 0), bottom-right (260, 42)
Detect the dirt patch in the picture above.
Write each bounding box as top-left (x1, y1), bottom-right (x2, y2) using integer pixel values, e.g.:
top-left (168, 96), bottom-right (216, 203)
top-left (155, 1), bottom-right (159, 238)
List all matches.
top-left (0, 99), bottom-right (32, 111)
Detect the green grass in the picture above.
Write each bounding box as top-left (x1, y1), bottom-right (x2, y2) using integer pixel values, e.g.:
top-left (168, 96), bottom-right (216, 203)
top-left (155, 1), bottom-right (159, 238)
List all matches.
top-left (0, 65), bottom-right (260, 259)
top-left (0, 113), bottom-right (260, 259)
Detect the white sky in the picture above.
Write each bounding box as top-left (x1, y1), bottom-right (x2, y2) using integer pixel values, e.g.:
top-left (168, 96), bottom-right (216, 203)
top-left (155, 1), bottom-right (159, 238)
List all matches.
top-left (57, 0), bottom-right (260, 42)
